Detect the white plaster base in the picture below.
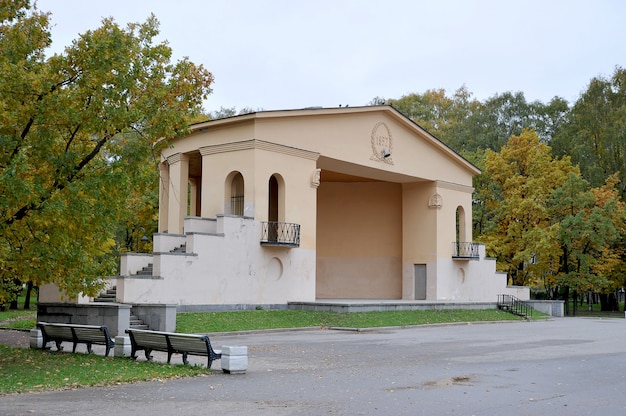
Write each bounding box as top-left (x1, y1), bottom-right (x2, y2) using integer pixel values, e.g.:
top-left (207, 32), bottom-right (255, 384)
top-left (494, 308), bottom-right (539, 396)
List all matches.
top-left (29, 328), bottom-right (42, 349)
top-left (114, 335), bottom-right (132, 357)
top-left (221, 345), bottom-right (248, 374)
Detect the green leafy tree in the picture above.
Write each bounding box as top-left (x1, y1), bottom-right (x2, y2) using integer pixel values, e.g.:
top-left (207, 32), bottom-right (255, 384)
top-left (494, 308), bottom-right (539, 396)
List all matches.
top-left (388, 86), bottom-right (479, 147)
top-left (457, 92), bottom-right (569, 152)
top-left (548, 173), bottom-right (625, 314)
top-left (0, 1), bottom-right (214, 304)
top-left (551, 66), bottom-right (626, 194)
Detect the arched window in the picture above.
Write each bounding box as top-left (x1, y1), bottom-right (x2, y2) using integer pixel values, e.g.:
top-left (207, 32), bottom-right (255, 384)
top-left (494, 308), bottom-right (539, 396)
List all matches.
top-left (456, 205), bottom-right (466, 243)
top-left (267, 174), bottom-right (285, 242)
top-left (268, 175), bottom-right (279, 223)
top-left (227, 172), bottom-right (244, 216)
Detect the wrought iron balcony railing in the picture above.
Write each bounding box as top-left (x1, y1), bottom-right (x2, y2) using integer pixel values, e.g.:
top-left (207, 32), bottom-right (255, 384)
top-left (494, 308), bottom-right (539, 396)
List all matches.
top-left (452, 241), bottom-right (480, 259)
top-left (260, 221), bottom-right (301, 247)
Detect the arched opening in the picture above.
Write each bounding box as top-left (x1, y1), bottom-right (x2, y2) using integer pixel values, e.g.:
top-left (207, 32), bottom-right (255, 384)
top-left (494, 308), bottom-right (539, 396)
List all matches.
top-left (262, 174), bottom-right (289, 243)
top-left (227, 171), bottom-right (244, 216)
top-left (456, 205), bottom-right (466, 243)
top-left (269, 175), bottom-right (279, 223)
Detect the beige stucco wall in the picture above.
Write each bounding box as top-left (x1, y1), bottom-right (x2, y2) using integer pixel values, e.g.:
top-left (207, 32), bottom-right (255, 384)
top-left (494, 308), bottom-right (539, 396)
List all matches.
top-left (401, 181), bottom-right (438, 299)
top-left (120, 106), bottom-right (528, 305)
top-left (118, 216), bottom-right (316, 305)
top-left (316, 181), bottom-right (402, 299)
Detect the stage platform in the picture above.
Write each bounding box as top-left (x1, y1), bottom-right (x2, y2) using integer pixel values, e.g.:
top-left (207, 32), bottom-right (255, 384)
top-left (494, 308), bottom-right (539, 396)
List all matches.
top-left (288, 299), bottom-right (498, 313)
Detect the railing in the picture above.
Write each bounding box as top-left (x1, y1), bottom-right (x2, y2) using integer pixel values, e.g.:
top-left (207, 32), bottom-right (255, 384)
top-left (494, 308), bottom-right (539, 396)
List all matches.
top-left (260, 221), bottom-right (300, 247)
top-left (231, 195), bottom-right (244, 216)
top-left (452, 241), bottom-right (480, 259)
top-left (498, 294), bottom-right (533, 319)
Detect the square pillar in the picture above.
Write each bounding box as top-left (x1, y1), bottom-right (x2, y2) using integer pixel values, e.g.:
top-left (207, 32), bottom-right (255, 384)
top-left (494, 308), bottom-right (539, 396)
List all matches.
top-left (221, 345), bottom-right (248, 374)
top-left (114, 335), bottom-right (132, 357)
top-left (158, 161), bottom-right (170, 233)
top-left (30, 327), bottom-right (43, 349)
top-left (189, 177), bottom-right (199, 217)
top-left (166, 153), bottom-right (189, 234)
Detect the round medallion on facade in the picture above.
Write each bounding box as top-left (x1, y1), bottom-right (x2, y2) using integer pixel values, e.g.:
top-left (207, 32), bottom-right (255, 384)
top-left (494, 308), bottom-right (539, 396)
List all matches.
top-left (370, 122), bottom-right (393, 164)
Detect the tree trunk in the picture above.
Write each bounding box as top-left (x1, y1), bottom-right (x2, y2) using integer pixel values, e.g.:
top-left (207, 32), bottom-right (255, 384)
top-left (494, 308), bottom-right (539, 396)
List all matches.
top-left (23, 281), bottom-right (33, 310)
top-left (563, 286), bottom-right (570, 315)
top-left (600, 293), bottom-right (610, 311)
top-left (9, 278), bottom-right (20, 310)
top-left (608, 292), bottom-right (618, 311)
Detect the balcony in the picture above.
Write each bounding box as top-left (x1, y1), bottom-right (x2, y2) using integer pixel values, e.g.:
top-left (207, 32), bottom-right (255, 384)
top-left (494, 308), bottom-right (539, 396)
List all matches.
top-left (260, 222), bottom-right (301, 247)
top-left (452, 241), bottom-right (480, 260)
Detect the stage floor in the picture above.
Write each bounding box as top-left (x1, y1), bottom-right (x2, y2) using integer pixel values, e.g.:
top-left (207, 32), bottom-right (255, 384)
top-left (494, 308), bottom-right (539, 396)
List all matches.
top-left (288, 299), bottom-right (498, 313)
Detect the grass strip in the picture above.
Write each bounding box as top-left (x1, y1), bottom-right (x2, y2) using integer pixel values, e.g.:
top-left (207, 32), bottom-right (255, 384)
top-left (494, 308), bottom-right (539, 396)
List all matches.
top-left (175, 309), bottom-right (524, 333)
top-left (0, 310), bottom-right (36, 329)
top-left (0, 345), bottom-right (212, 395)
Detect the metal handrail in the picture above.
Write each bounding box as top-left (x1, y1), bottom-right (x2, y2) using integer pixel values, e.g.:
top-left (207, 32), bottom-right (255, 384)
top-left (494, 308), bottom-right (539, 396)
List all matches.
top-left (498, 294), bottom-right (533, 319)
top-left (260, 221), bottom-right (300, 247)
top-left (452, 241), bottom-right (480, 258)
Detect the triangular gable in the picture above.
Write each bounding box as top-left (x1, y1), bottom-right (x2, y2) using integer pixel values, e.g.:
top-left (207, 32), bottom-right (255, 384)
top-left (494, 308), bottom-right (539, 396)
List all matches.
top-left (186, 106), bottom-right (479, 185)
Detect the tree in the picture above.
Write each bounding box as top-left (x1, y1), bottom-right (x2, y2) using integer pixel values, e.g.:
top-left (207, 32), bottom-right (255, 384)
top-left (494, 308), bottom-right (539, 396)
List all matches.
top-left (387, 86), bottom-right (479, 147)
top-left (384, 89), bottom-right (568, 155)
top-left (548, 173), bottom-right (625, 314)
top-left (457, 92), bottom-right (569, 153)
top-left (208, 106), bottom-right (258, 120)
top-left (551, 66), bottom-right (626, 195)
top-left (479, 130), bottom-right (576, 287)
top-left (0, 1), bottom-right (214, 303)
top-left (479, 130), bottom-right (626, 312)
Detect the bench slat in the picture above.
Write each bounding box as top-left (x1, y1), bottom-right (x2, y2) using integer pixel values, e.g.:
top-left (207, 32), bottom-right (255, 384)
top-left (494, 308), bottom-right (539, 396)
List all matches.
top-left (37, 322), bottom-right (115, 357)
top-left (125, 328), bottom-right (221, 369)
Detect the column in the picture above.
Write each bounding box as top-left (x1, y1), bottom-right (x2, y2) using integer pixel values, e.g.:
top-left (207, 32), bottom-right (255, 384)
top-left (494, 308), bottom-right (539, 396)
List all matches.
top-left (166, 153), bottom-right (189, 234)
top-left (199, 148), bottom-right (220, 218)
top-left (189, 177), bottom-right (198, 217)
top-left (158, 161), bottom-right (170, 233)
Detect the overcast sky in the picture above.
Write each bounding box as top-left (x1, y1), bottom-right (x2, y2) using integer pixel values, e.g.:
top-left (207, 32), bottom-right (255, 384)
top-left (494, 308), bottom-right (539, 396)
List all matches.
top-left (39, 0), bottom-right (625, 112)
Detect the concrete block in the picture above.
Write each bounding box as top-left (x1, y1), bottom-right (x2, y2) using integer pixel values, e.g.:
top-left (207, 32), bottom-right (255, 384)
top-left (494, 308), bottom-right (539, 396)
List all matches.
top-left (221, 345), bottom-right (248, 374)
top-left (114, 335), bottom-right (132, 357)
top-left (29, 328), bottom-right (43, 349)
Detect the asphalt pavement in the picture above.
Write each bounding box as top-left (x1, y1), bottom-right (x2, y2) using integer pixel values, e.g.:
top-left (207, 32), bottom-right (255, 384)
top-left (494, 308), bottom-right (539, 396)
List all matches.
top-left (1, 317), bottom-right (626, 415)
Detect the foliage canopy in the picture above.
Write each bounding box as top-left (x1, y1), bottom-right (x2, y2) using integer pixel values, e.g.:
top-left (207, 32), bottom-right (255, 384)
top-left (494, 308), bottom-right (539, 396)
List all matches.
top-left (0, 1), bottom-right (213, 301)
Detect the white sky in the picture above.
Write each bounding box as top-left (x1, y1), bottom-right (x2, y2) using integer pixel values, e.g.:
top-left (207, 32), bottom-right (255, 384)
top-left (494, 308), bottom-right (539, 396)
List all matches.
top-left (39, 0), bottom-right (626, 112)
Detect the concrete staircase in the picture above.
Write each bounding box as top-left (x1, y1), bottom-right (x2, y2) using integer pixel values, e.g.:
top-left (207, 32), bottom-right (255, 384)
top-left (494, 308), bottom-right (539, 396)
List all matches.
top-left (134, 263), bottom-right (153, 276)
top-left (129, 309), bottom-right (149, 329)
top-left (94, 286), bottom-right (117, 302)
top-left (93, 286), bottom-right (150, 329)
top-left (170, 244), bottom-right (186, 253)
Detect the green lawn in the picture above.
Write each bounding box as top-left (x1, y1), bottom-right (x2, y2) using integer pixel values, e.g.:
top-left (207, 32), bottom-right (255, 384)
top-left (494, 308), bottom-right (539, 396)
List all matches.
top-left (0, 345), bottom-right (212, 394)
top-left (175, 308), bottom-right (523, 333)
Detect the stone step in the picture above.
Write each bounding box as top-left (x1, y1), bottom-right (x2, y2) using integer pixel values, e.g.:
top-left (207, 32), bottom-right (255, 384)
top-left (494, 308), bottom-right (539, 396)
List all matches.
top-left (129, 308), bottom-right (150, 330)
top-left (94, 286), bottom-right (117, 302)
top-left (170, 244), bottom-right (186, 253)
top-left (93, 297), bottom-right (117, 302)
top-left (134, 263), bottom-right (153, 276)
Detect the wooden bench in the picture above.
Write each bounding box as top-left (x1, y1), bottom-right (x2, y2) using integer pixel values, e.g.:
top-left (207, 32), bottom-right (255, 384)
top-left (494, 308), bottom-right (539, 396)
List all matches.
top-left (37, 322), bottom-right (116, 357)
top-left (125, 328), bottom-right (222, 369)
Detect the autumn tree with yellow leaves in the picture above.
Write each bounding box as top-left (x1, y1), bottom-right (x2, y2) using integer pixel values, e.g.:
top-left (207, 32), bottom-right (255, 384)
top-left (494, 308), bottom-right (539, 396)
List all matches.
top-left (0, 1), bottom-right (213, 304)
top-left (478, 130), bottom-right (626, 313)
